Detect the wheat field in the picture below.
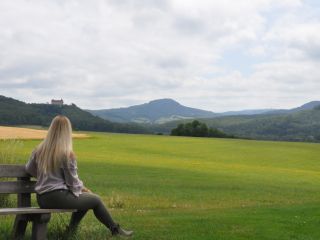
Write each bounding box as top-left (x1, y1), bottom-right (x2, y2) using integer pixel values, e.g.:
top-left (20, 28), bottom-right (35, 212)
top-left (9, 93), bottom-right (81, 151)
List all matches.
top-left (0, 126), bottom-right (88, 139)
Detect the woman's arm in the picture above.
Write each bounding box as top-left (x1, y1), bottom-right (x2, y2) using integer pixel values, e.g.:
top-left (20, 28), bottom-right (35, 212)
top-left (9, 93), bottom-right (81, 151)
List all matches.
top-left (25, 150), bottom-right (37, 177)
top-left (62, 156), bottom-right (85, 197)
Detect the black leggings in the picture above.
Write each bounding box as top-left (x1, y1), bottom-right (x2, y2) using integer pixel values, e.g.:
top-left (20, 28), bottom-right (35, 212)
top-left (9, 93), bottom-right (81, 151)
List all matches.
top-left (36, 189), bottom-right (117, 232)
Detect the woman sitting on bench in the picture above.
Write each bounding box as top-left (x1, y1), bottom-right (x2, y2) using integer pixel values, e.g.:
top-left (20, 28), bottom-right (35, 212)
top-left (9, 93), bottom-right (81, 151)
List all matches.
top-left (25, 115), bottom-right (133, 237)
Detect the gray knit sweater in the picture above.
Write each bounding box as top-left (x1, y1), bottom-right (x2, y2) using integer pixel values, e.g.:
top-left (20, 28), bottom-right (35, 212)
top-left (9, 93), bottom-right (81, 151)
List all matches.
top-left (25, 150), bottom-right (84, 197)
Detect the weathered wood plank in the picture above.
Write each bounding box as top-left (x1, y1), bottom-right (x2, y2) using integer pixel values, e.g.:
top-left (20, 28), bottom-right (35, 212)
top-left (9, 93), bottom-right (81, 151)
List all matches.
top-left (12, 214), bottom-right (28, 239)
top-left (17, 177), bottom-right (31, 207)
top-left (31, 213), bottom-right (51, 240)
top-left (0, 207), bottom-right (76, 215)
top-left (0, 181), bottom-right (36, 194)
top-left (0, 165), bottom-right (29, 178)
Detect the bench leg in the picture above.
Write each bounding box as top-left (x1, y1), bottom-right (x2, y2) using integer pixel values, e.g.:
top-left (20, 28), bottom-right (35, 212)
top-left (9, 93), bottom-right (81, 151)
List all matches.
top-left (31, 213), bottom-right (51, 240)
top-left (12, 214), bottom-right (28, 240)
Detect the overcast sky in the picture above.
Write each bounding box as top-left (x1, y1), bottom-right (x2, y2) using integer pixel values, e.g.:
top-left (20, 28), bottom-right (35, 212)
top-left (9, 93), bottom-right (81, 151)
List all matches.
top-left (0, 0), bottom-right (319, 112)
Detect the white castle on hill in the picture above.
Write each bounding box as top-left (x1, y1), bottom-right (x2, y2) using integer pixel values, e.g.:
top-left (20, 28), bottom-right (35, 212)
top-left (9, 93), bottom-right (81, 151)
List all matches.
top-left (51, 99), bottom-right (64, 106)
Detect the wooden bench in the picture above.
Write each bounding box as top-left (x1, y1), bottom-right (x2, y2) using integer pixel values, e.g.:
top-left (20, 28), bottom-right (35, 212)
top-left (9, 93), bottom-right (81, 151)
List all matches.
top-left (0, 164), bottom-right (76, 240)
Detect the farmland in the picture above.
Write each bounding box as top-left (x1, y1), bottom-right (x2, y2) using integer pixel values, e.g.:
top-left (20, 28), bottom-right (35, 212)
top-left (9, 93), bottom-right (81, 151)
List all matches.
top-left (0, 126), bottom-right (88, 139)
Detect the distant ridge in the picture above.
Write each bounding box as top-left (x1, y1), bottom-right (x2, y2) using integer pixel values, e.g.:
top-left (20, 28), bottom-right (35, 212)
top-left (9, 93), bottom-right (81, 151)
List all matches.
top-left (150, 104), bottom-right (320, 142)
top-left (264, 101), bottom-right (320, 115)
top-left (87, 99), bottom-right (320, 124)
top-left (87, 98), bottom-right (217, 124)
top-left (2, 95), bottom-right (319, 142)
top-left (291, 101), bottom-right (320, 112)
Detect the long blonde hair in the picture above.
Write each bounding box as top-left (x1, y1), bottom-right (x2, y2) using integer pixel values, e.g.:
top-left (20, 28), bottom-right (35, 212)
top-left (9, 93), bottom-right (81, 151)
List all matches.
top-left (36, 115), bottom-right (73, 174)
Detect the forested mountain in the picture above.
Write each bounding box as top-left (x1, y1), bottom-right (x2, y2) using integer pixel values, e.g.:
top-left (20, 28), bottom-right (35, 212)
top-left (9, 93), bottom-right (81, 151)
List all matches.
top-left (291, 101), bottom-right (320, 111)
top-left (88, 98), bottom-right (217, 124)
top-left (88, 98), bottom-right (320, 125)
top-left (265, 101), bottom-right (320, 115)
top-left (0, 95), bottom-right (150, 134)
top-left (151, 107), bottom-right (320, 142)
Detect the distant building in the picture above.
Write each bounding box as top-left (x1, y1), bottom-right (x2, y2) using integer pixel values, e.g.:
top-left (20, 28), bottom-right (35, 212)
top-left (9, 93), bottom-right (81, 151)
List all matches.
top-left (51, 99), bottom-right (64, 106)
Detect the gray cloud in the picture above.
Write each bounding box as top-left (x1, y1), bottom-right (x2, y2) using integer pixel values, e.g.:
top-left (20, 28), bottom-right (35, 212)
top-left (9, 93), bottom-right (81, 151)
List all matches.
top-left (0, 0), bottom-right (319, 111)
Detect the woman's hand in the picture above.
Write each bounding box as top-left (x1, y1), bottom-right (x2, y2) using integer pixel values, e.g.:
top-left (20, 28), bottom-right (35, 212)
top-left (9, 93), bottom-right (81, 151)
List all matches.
top-left (82, 186), bottom-right (92, 193)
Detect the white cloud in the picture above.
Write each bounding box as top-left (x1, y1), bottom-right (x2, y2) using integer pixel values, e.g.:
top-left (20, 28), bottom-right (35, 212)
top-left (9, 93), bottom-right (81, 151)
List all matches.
top-left (0, 0), bottom-right (319, 112)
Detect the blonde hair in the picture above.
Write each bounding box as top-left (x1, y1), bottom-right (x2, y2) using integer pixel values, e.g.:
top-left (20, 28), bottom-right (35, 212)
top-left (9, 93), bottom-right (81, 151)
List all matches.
top-left (35, 115), bottom-right (73, 174)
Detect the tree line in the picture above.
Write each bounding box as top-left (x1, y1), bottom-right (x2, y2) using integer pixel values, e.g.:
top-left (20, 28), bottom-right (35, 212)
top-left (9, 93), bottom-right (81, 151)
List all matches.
top-left (171, 120), bottom-right (235, 138)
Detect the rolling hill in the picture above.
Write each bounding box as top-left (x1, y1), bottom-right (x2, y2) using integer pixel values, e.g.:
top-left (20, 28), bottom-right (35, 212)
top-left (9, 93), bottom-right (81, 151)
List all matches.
top-left (2, 95), bottom-right (320, 142)
top-left (88, 98), bottom-right (320, 125)
top-left (151, 107), bottom-right (320, 142)
top-left (87, 98), bottom-right (218, 124)
top-left (265, 101), bottom-right (320, 115)
top-left (86, 98), bottom-right (320, 142)
top-left (0, 95), bottom-right (150, 134)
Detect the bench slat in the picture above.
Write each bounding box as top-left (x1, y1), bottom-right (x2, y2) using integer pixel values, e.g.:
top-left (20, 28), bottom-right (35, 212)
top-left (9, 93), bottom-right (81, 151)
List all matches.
top-left (0, 207), bottom-right (76, 215)
top-left (0, 181), bottom-right (36, 194)
top-left (0, 165), bottom-right (30, 178)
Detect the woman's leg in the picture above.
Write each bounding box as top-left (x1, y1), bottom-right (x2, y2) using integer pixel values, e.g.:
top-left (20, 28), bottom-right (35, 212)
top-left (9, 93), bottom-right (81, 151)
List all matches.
top-left (69, 210), bottom-right (88, 231)
top-left (73, 192), bottom-right (117, 230)
top-left (37, 190), bottom-right (118, 232)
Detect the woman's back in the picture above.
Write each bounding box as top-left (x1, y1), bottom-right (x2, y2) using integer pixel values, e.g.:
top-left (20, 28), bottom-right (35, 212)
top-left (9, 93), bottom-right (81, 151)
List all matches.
top-left (26, 150), bottom-right (84, 197)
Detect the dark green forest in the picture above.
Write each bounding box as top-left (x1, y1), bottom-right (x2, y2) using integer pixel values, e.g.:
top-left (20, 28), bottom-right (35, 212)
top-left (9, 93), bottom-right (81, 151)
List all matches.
top-left (0, 95), bottom-right (150, 134)
top-left (171, 120), bottom-right (234, 139)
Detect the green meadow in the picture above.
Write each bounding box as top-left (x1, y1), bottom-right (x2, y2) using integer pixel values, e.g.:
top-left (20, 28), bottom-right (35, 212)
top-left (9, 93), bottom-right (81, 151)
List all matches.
top-left (1, 132), bottom-right (320, 239)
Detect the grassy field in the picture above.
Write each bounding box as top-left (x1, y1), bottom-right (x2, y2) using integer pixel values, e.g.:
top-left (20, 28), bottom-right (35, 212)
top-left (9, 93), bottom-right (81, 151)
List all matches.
top-left (0, 131), bottom-right (320, 239)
